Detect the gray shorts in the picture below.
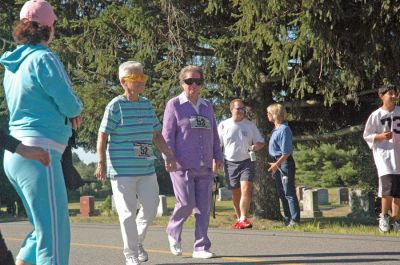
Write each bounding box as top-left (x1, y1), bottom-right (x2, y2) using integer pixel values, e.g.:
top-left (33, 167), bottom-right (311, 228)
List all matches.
top-left (224, 159), bottom-right (255, 190)
top-left (379, 174), bottom-right (400, 198)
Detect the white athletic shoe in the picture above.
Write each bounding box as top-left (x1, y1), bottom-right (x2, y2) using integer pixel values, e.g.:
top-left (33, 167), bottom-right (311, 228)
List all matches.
top-left (192, 250), bottom-right (215, 259)
top-left (138, 244), bottom-right (148, 262)
top-left (168, 235), bottom-right (182, 256)
top-left (378, 213), bottom-right (390, 233)
top-left (126, 256), bottom-right (141, 265)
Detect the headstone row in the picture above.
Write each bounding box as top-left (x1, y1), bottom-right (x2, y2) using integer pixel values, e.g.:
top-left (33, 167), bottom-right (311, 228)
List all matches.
top-left (297, 186), bottom-right (349, 205)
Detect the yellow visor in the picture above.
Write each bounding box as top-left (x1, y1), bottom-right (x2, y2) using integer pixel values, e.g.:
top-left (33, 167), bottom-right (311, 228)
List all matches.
top-left (123, 74), bottom-right (149, 82)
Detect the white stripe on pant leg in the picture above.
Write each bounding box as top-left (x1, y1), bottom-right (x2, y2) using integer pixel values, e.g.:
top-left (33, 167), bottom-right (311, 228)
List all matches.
top-left (49, 159), bottom-right (60, 265)
top-left (46, 150), bottom-right (60, 264)
top-left (46, 159), bottom-right (56, 264)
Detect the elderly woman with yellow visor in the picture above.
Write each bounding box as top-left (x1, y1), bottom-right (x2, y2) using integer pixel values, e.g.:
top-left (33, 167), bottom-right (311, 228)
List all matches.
top-left (96, 61), bottom-right (176, 265)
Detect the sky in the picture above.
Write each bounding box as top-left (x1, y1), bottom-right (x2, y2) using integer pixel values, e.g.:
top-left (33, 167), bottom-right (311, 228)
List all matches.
top-left (73, 147), bottom-right (97, 164)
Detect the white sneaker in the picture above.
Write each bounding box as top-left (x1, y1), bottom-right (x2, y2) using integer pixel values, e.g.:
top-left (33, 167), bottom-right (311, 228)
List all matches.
top-left (168, 235), bottom-right (182, 256)
top-left (379, 213), bottom-right (390, 233)
top-left (126, 256), bottom-right (141, 265)
top-left (288, 220), bottom-right (299, 227)
top-left (192, 250), bottom-right (215, 259)
top-left (138, 244), bottom-right (148, 262)
top-left (392, 221), bottom-right (400, 232)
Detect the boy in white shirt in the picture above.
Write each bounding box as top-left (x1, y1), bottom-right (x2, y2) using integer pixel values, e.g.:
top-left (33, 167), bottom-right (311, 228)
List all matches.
top-left (363, 84), bottom-right (400, 233)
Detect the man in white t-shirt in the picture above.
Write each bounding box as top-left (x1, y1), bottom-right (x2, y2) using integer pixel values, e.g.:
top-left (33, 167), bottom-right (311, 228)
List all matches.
top-left (218, 99), bottom-right (264, 229)
top-left (363, 84), bottom-right (400, 233)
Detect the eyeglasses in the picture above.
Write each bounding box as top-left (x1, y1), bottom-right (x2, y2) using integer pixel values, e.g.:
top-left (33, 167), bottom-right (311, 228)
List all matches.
top-left (183, 78), bottom-right (203, 86)
top-left (234, 107), bottom-right (245, 111)
top-left (123, 74), bottom-right (149, 82)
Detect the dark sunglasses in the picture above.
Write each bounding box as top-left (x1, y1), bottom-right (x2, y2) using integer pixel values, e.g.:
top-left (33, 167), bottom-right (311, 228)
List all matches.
top-left (183, 78), bottom-right (203, 86)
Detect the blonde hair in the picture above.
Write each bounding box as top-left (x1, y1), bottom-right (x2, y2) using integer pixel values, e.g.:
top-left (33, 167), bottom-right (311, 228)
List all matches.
top-left (267, 103), bottom-right (287, 123)
top-left (118, 61), bottom-right (143, 81)
top-left (179, 65), bottom-right (204, 84)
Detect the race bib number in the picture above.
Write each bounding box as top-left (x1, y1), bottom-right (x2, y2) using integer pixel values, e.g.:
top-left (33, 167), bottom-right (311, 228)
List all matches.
top-left (381, 115), bottom-right (400, 134)
top-left (133, 143), bottom-right (154, 159)
top-left (190, 115), bottom-right (211, 129)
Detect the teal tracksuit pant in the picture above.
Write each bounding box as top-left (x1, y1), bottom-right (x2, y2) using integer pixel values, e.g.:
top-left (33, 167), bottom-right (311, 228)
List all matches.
top-left (3, 149), bottom-right (70, 265)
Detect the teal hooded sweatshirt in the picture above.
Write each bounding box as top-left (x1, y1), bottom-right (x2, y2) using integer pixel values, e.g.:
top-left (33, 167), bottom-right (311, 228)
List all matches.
top-left (0, 44), bottom-right (82, 145)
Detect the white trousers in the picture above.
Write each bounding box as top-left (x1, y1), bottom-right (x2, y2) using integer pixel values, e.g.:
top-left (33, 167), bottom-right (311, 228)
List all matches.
top-left (111, 174), bottom-right (159, 258)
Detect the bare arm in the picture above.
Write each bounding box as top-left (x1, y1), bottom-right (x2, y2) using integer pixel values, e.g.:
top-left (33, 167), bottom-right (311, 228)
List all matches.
top-left (16, 144), bottom-right (50, 167)
top-left (374, 132), bottom-right (393, 142)
top-left (153, 130), bottom-right (177, 172)
top-left (95, 131), bottom-right (108, 181)
top-left (268, 154), bottom-right (289, 173)
top-left (1, 130), bottom-right (50, 166)
top-left (249, 142), bottom-right (265, 152)
top-left (70, 115), bottom-right (83, 130)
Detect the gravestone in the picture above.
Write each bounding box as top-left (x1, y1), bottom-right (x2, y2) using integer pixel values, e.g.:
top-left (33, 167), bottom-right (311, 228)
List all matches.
top-left (301, 189), bottom-right (322, 218)
top-left (112, 195), bottom-right (116, 212)
top-left (78, 196), bottom-right (95, 217)
top-left (157, 195), bottom-right (168, 217)
top-left (296, 186), bottom-right (305, 201)
top-left (218, 187), bottom-right (232, 201)
top-left (316, 188), bottom-right (329, 204)
top-left (348, 189), bottom-right (375, 218)
top-left (337, 187), bottom-right (349, 205)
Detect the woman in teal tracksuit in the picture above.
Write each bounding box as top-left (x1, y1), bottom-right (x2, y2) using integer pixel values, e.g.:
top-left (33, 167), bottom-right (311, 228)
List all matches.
top-left (0, 1), bottom-right (82, 264)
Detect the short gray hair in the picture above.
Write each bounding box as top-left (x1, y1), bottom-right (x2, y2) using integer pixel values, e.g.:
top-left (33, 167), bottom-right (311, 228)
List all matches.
top-left (118, 61), bottom-right (143, 81)
top-left (178, 65), bottom-right (203, 84)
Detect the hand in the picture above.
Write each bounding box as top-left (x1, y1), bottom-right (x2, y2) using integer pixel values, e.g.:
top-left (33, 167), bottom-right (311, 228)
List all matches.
top-left (165, 156), bottom-right (177, 172)
top-left (15, 144), bottom-right (50, 166)
top-left (95, 162), bottom-right (107, 181)
top-left (70, 115), bottom-right (83, 130)
top-left (383, 131), bottom-right (393, 140)
top-left (268, 162), bottom-right (278, 173)
top-left (213, 160), bottom-right (223, 175)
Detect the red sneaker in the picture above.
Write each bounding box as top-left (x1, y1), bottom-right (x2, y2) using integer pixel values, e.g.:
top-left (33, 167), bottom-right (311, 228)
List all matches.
top-left (236, 218), bottom-right (252, 229)
top-left (231, 220), bottom-right (240, 229)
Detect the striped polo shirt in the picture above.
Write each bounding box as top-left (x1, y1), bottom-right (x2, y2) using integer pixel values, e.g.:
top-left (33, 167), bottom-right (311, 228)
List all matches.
top-left (99, 95), bottom-right (162, 178)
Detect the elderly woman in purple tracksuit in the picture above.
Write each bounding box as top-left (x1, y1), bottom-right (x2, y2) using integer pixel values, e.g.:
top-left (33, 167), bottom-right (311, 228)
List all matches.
top-left (162, 65), bottom-right (223, 259)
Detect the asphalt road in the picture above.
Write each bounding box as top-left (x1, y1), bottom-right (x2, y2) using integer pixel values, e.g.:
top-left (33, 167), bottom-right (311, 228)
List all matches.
top-left (2, 221), bottom-right (400, 265)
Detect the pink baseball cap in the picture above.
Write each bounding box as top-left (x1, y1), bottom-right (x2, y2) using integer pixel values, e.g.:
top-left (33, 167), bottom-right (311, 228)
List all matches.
top-left (20, 0), bottom-right (57, 27)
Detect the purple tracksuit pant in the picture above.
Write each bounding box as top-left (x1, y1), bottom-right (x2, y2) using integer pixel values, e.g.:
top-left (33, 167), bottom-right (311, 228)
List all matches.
top-left (166, 167), bottom-right (213, 251)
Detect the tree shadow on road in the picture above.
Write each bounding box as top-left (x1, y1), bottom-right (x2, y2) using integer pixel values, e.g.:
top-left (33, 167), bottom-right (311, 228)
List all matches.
top-left (204, 251), bottom-right (400, 264)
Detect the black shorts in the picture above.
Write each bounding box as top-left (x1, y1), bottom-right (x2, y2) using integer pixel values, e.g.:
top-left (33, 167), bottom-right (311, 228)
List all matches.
top-left (224, 159), bottom-right (255, 190)
top-left (379, 174), bottom-right (400, 198)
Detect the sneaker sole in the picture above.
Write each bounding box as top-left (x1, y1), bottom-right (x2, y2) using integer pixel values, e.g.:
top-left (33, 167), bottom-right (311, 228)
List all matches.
top-left (379, 228), bottom-right (390, 233)
top-left (192, 254), bottom-right (215, 259)
top-left (170, 250), bottom-right (182, 256)
top-left (237, 224), bottom-right (252, 229)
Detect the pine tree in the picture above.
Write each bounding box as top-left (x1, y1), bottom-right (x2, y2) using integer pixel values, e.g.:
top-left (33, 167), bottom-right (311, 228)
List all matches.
top-left (2, 0), bottom-right (400, 220)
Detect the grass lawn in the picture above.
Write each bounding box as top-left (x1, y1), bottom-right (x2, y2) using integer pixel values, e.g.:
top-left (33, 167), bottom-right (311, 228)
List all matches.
top-left (1, 188), bottom-right (395, 236)
top-left (65, 188), bottom-right (391, 237)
